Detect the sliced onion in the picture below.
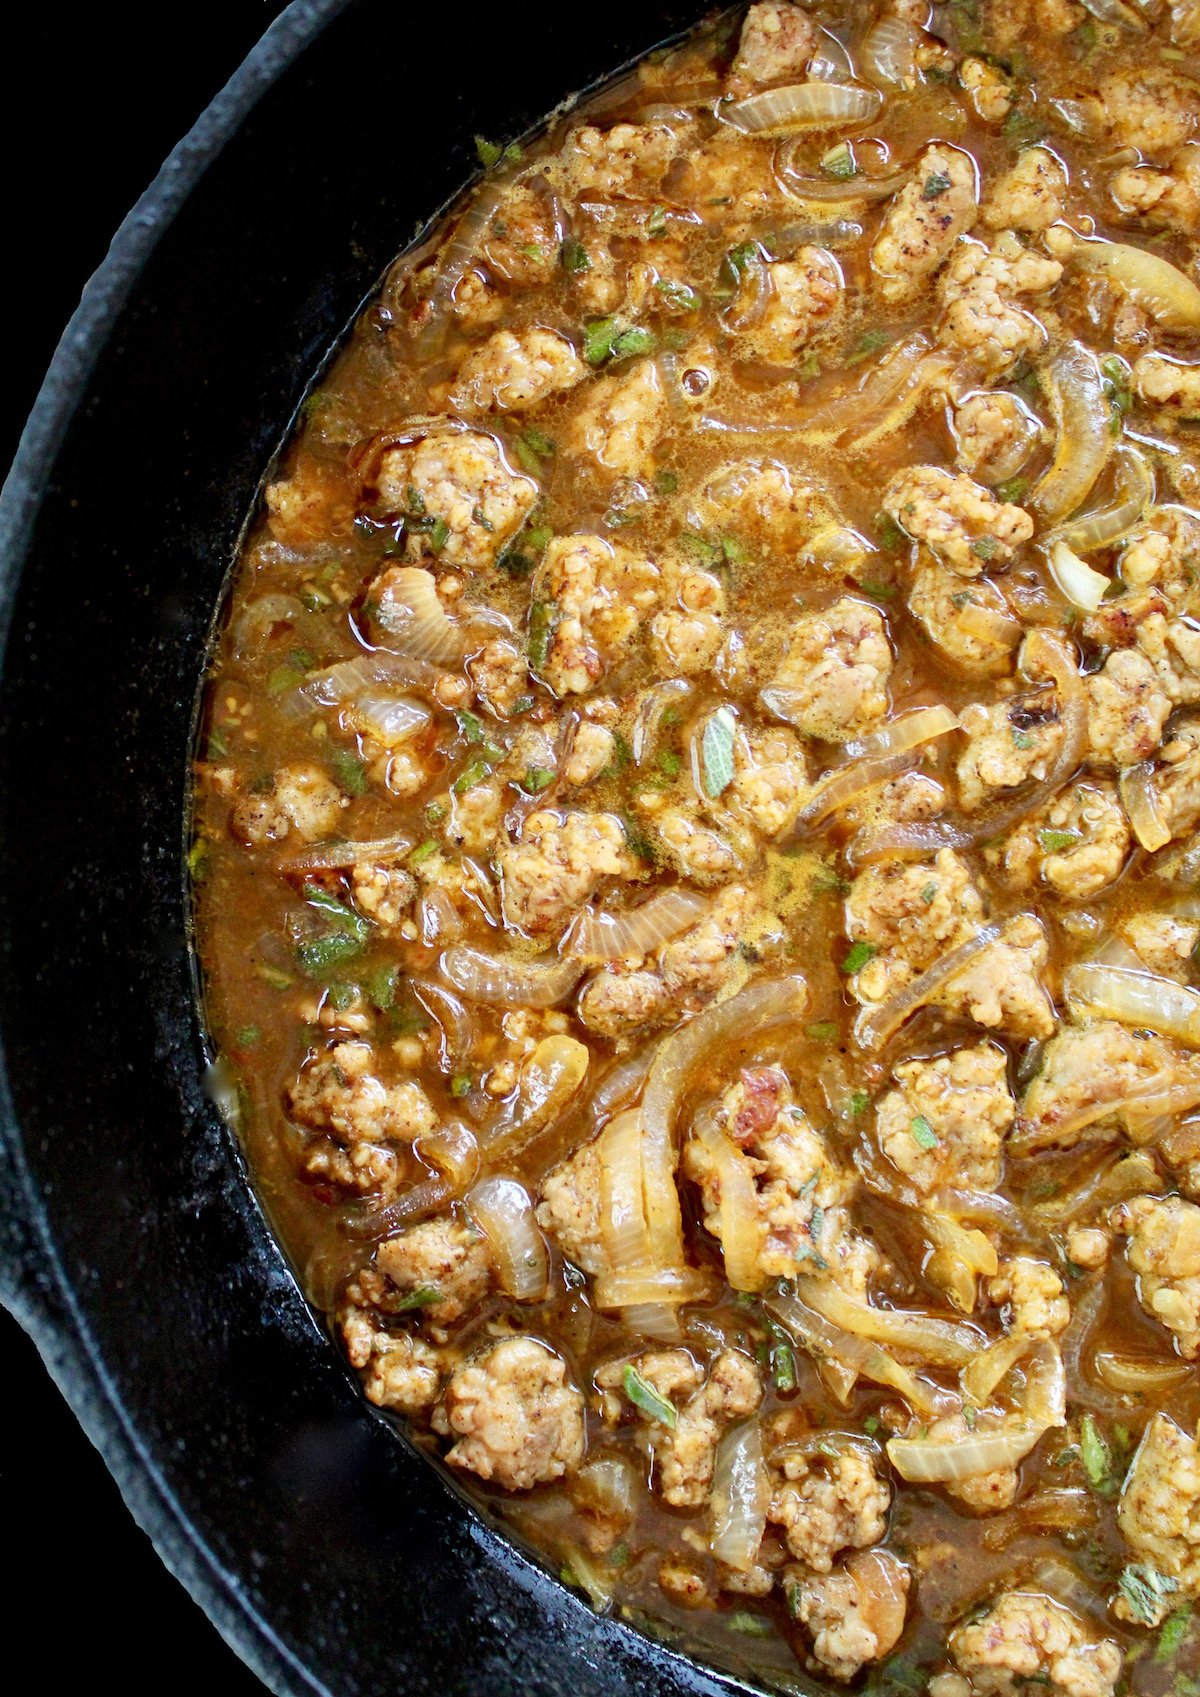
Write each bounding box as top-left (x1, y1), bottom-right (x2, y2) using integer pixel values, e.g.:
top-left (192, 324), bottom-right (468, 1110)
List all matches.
top-left (1092, 1349), bottom-right (1194, 1393)
top-left (849, 704), bottom-right (960, 760)
top-left (421, 178), bottom-right (508, 339)
top-left (859, 16), bottom-right (919, 88)
top-left (766, 1290), bottom-right (954, 1418)
top-left (954, 627), bottom-right (1086, 844)
top-left (485, 1035), bottom-right (592, 1158)
top-left (599, 1108), bottom-right (652, 1270)
top-left (937, 1189), bottom-right (1024, 1234)
top-left (690, 1110), bottom-right (768, 1293)
top-left (1064, 960), bottom-right (1200, 1046)
top-left (640, 977), bottom-right (810, 1266)
top-left (372, 566), bottom-right (464, 663)
top-left (961, 1331), bottom-right (1033, 1405)
top-left (763, 217), bottom-right (865, 252)
top-left (721, 247), bottom-right (771, 334)
top-left (231, 592), bottom-right (305, 658)
top-left (720, 81), bottom-right (882, 135)
top-left (347, 692), bottom-right (432, 747)
top-left (854, 922), bottom-right (1002, 1051)
top-left (1047, 538), bottom-right (1111, 613)
top-left (921, 1212), bottom-right (999, 1276)
top-left (1028, 342), bottom-right (1114, 523)
top-left (280, 831), bottom-right (414, 871)
top-left (467, 1176), bottom-right (549, 1301)
top-left (592, 1265), bottom-right (718, 1307)
top-left (1080, 0), bottom-right (1149, 27)
top-left (632, 678), bottom-right (693, 764)
top-left (887, 1425), bottom-right (1039, 1481)
top-left (441, 943), bottom-right (583, 1007)
top-left (808, 28), bottom-right (856, 81)
top-left (418, 885), bottom-right (463, 947)
top-left (777, 711), bottom-right (958, 841)
top-left (409, 978), bottom-right (475, 1069)
top-left (414, 1118), bottom-right (479, 1189)
top-left (1072, 235), bottom-right (1200, 330)
top-left (1028, 1150), bottom-right (1163, 1224)
top-left (588, 1047), bottom-right (653, 1126)
top-left (956, 598), bottom-right (1024, 648)
top-left (710, 1421), bottom-right (771, 1572)
top-left (849, 821), bottom-right (972, 864)
top-left (287, 651), bottom-right (448, 715)
top-left (1048, 444), bottom-right (1154, 556)
top-left (774, 137), bottom-right (908, 204)
top-left (1121, 762), bottom-right (1172, 852)
top-left (796, 1276), bottom-right (984, 1366)
top-left (565, 888), bottom-right (709, 962)
top-left (793, 332), bottom-right (942, 447)
top-left (340, 1177), bottom-right (453, 1240)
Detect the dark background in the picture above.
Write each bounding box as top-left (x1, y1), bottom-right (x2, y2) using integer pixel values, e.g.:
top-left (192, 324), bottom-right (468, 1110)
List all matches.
top-left (3, 5), bottom-right (291, 1689)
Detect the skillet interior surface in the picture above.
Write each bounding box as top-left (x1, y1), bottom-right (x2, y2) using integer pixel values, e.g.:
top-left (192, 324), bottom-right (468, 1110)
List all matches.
top-left (0, 1), bottom-right (808, 1692)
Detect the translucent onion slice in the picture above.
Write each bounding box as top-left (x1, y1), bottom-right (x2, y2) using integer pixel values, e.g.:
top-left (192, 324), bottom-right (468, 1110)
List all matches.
top-left (848, 704), bottom-right (960, 761)
top-left (373, 566), bottom-right (464, 663)
top-left (921, 1212), bottom-right (999, 1277)
top-left (796, 1276), bottom-right (984, 1365)
top-left (466, 1176), bottom-right (549, 1302)
top-left (1064, 961), bottom-right (1200, 1047)
top-left (1047, 539), bottom-right (1111, 612)
top-left (418, 885), bottom-right (463, 947)
top-left (640, 977), bottom-right (810, 1266)
top-left (690, 1111), bottom-right (768, 1292)
top-left (848, 821), bottom-right (972, 865)
top-left (632, 678), bottom-right (693, 764)
top-left (340, 1177), bottom-right (453, 1240)
top-left (808, 28), bottom-right (856, 81)
top-left (231, 592), bottom-right (305, 658)
top-left (564, 888), bottom-right (709, 962)
top-left (936, 1188), bottom-right (1023, 1234)
top-left (720, 248), bottom-right (771, 334)
top-left (777, 710), bottom-right (958, 841)
top-left (587, 1047), bottom-right (653, 1126)
top-left (855, 922), bottom-right (1002, 1051)
top-left (1026, 1149), bottom-right (1165, 1223)
top-left (774, 137), bottom-right (908, 204)
top-left (414, 1118), bottom-right (479, 1189)
top-left (1048, 443), bottom-right (1153, 556)
top-left (887, 1424), bottom-right (1041, 1481)
top-left (720, 81), bottom-right (883, 135)
top-left (485, 1035), bottom-right (591, 1159)
top-left (441, 943), bottom-right (583, 1007)
top-left (766, 1290), bottom-right (953, 1418)
top-left (599, 1108), bottom-right (652, 1270)
top-left (1028, 342), bottom-right (1114, 523)
top-left (1071, 235), bottom-right (1200, 330)
top-left (953, 628), bottom-right (1086, 845)
top-left (790, 331), bottom-right (932, 444)
top-left (280, 831), bottom-right (413, 871)
top-left (287, 651), bottom-right (448, 715)
top-left (410, 978), bottom-right (475, 1069)
top-left (764, 217), bottom-right (865, 252)
top-left (1080, 0), bottom-right (1148, 27)
top-left (1092, 1350), bottom-right (1194, 1393)
top-left (1120, 762), bottom-right (1172, 852)
top-left (710, 1421), bottom-right (771, 1572)
top-left (591, 1266), bottom-right (719, 1308)
top-left (422, 179), bottom-right (508, 331)
top-left (956, 598), bottom-right (1024, 649)
top-left (859, 15), bottom-right (920, 87)
top-left (960, 1331), bottom-right (1033, 1405)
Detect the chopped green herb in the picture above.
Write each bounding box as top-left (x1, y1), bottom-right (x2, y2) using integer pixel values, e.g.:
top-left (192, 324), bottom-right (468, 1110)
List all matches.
top-left (560, 237), bottom-right (591, 274)
top-left (859, 577), bottom-right (896, 600)
top-left (450, 1073), bottom-right (472, 1098)
top-left (1119, 1563), bottom-right (1179, 1628)
top-left (1038, 828), bottom-right (1080, 853)
top-left (971, 534), bottom-right (999, 560)
top-left (428, 516), bottom-right (450, 554)
top-left (583, 316), bottom-right (655, 366)
top-left (657, 749), bottom-right (682, 778)
top-left (797, 349), bottom-right (821, 381)
top-left (1003, 105), bottom-right (1044, 149)
top-left (964, 1404), bottom-right (978, 1431)
top-left (528, 599), bottom-right (555, 671)
top-left (474, 135), bottom-right (503, 167)
top-left (256, 963), bottom-right (293, 991)
top-left (620, 813), bottom-right (658, 864)
top-left (806, 1020), bottom-right (839, 1042)
top-left (910, 1114), bottom-right (939, 1150)
top-left (512, 694), bottom-right (535, 715)
top-left (646, 203), bottom-right (669, 238)
top-left (765, 1319), bottom-right (797, 1391)
top-left (394, 1284), bottom-right (442, 1311)
top-left (920, 881), bottom-right (939, 904)
top-left (1156, 1605), bottom-right (1194, 1662)
top-left (367, 963), bottom-right (399, 1011)
top-left (453, 759), bottom-right (491, 796)
top-left (726, 1612), bottom-right (773, 1638)
top-left (330, 746), bottom-right (367, 797)
top-left (623, 1363), bottom-right (677, 1427)
top-left (996, 475), bottom-right (1029, 504)
top-left (497, 543), bottom-right (536, 577)
top-left (267, 663), bottom-right (306, 696)
top-left (1012, 729), bottom-right (1034, 750)
top-left (846, 329), bottom-right (891, 365)
top-left (840, 940), bottom-right (877, 974)
top-left (922, 170), bottom-right (952, 199)
top-left (521, 765), bottom-right (557, 794)
top-left (821, 140), bottom-right (857, 180)
top-left (654, 277), bottom-right (700, 311)
top-left (302, 883), bottom-right (370, 941)
top-left (522, 423), bottom-right (556, 460)
top-left (187, 838), bottom-right (210, 882)
top-left (1080, 1413), bottom-right (1113, 1488)
top-left (296, 930), bottom-right (364, 976)
top-left (654, 469), bottom-right (680, 495)
top-left (848, 1090), bottom-right (871, 1118)
top-left (456, 708), bottom-right (487, 744)
top-left (874, 511), bottom-right (905, 550)
top-left (206, 726), bottom-right (229, 758)
top-left (724, 240), bottom-right (760, 279)
top-left (701, 705), bottom-right (737, 799)
top-left (234, 1025), bottom-right (261, 1047)
top-left (864, 1414), bottom-right (880, 1436)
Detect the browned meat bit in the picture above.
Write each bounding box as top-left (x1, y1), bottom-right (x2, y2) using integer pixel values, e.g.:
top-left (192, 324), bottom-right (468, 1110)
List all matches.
top-left (449, 327), bottom-right (586, 414)
top-left (736, 250), bottom-right (844, 365)
top-left (596, 1348), bottom-right (761, 1507)
top-left (532, 532), bottom-right (660, 695)
top-left (1113, 1193), bottom-right (1200, 1358)
top-left (908, 559), bottom-right (1020, 676)
top-left (938, 232), bottom-right (1062, 380)
top-left (871, 144), bottom-right (978, 306)
top-left (373, 428), bottom-right (537, 572)
top-left (768, 596), bottom-right (892, 741)
top-left (884, 465), bottom-right (1033, 576)
top-left (433, 1336), bottom-right (586, 1490)
top-left (340, 1312), bottom-right (442, 1416)
top-left (785, 1549), bottom-right (910, 1683)
top-left (287, 1041), bottom-right (437, 1196)
top-left (497, 808), bottom-right (638, 936)
top-left (1116, 1412), bottom-right (1200, 1619)
top-left (933, 1590), bottom-right (1122, 1697)
top-left (1019, 1021), bottom-right (1200, 1152)
top-left (874, 1043), bottom-right (1014, 1196)
top-left (987, 780), bottom-right (1130, 900)
top-left (728, 1), bottom-right (817, 94)
top-left (354, 1215), bottom-right (495, 1327)
top-left (536, 1137), bottom-right (605, 1276)
top-left (768, 1432), bottom-right (891, 1572)
top-left (1111, 143), bottom-right (1200, 235)
top-left (983, 147), bottom-right (1067, 232)
top-left (1100, 65), bottom-right (1198, 156)
top-left (986, 1255), bottom-right (1069, 1339)
top-left (567, 357), bottom-right (667, 478)
top-left (229, 763), bottom-right (346, 845)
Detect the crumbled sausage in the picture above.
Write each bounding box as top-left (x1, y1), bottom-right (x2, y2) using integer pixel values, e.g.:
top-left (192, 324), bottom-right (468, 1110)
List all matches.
top-left (449, 327), bottom-right (586, 414)
top-left (987, 1255), bottom-right (1069, 1338)
top-left (941, 1591), bottom-right (1122, 1697)
top-left (361, 1215), bottom-right (495, 1325)
top-left (874, 1043), bottom-right (1015, 1196)
top-left (537, 1137), bottom-right (605, 1275)
top-left (340, 1310), bottom-right (443, 1415)
top-left (768, 597), bottom-right (892, 740)
top-left (375, 429), bottom-right (538, 571)
top-left (1113, 1192), bottom-right (1200, 1358)
top-left (982, 147), bottom-right (1068, 232)
top-left (937, 231), bottom-right (1063, 379)
top-left (872, 144), bottom-right (979, 305)
top-left (1111, 144), bottom-right (1200, 234)
top-left (729, 0), bottom-right (817, 93)
top-left (785, 1551), bottom-right (910, 1683)
top-left (768, 1437), bottom-right (891, 1572)
top-left (230, 763), bottom-right (346, 845)
top-left (959, 56), bottom-right (1015, 125)
top-left (956, 692), bottom-right (1064, 812)
top-left (498, 807), bottom-right (639, 936)
top-left (1084, 649), bottom-right (1172, 769)
top-left (952, 392), bottom-right (1039, 485)
top-left (884, 464), bottom-right (1033, 576)
top-left (1101, 66), bottom-right (1198, 156)
top-left (533, 533), bottom-right (660, 695)
top-left (908, 559), bottom-right (1020, 676)
top-left (1020, 1021), bottom-right (1200, 1151)
top-left (597, 1347), bottom-right (761, 1507)
top-left (986, 780), bottom-right (1131, 900)
top-left (568, 357), bottom-right (667, 477)
top-left (468, 638), bottom-right (529, 718)
top-left (1116, 1412), bottom-right (1200, 1618)
top-left (433, 1336), bottom-right (586, 1490)
top-left (738, 250), bottom-right (843, 365)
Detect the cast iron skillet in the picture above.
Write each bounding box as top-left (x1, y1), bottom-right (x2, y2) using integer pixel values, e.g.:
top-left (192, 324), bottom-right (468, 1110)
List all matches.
top-left (0, 2), bottom-right (816, 1693)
